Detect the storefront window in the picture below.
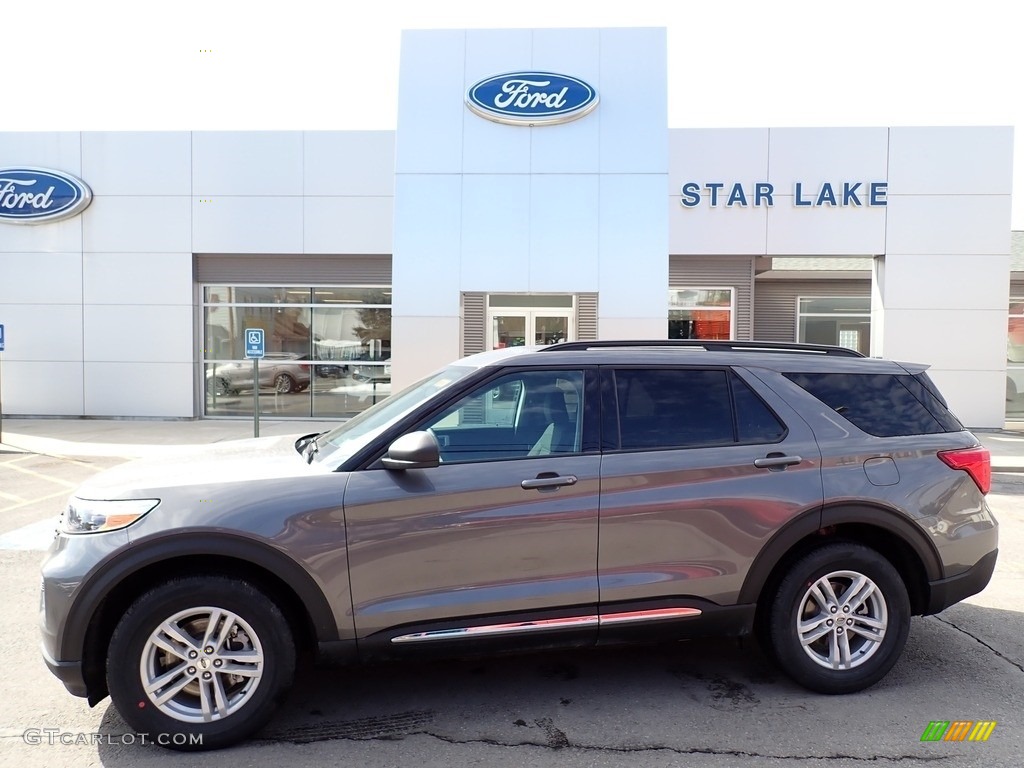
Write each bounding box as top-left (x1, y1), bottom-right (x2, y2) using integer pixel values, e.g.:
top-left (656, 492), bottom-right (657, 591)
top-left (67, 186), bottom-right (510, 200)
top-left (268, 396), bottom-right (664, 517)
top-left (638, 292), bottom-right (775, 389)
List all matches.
top-left (797, 297), bottom-right (870, 356)
top-left (668, 288), bottom-right (733, 340)
top-left (203, 286), bottom-right (391, 419)
top-left (1007, 298), bottom-right (1024, 418)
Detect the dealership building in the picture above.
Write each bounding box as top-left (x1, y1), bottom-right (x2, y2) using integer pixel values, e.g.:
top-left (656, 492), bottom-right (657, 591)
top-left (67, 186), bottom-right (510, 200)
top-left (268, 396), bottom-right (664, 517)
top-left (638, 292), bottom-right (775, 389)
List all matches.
top-left (0, 27), bottom-right (1016, 427)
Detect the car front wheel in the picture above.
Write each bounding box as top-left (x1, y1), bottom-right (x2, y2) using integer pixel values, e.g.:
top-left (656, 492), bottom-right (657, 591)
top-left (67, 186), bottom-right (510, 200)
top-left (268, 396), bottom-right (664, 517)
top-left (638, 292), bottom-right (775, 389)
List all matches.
top-left (766, 542), bottom-right (910, 694)
top-left (107, 576), bottom-right (296, 751)
top-left (274, 373), bottom-right (295, 394)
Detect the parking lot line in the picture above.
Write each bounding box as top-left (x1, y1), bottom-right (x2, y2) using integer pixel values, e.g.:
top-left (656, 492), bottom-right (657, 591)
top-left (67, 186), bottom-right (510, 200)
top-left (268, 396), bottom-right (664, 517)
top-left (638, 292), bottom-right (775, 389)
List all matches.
top-left (1, 462), bottom-right (79, 488)
top-left (0, 488), bottom-right (70, 516)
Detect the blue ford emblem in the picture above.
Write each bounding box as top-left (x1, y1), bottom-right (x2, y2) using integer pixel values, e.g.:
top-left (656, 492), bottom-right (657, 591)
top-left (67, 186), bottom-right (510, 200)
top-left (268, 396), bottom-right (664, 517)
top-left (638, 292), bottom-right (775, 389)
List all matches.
top-left (0, 167), bottom-right (93, 225)
top-left (466, 71), bottom-right (599, 126)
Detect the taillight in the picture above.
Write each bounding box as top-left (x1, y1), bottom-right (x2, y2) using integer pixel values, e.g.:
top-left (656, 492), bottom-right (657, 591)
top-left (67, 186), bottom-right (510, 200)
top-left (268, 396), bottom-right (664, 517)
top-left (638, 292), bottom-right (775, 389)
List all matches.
top-left (938, 446), bottom-right (991, 495)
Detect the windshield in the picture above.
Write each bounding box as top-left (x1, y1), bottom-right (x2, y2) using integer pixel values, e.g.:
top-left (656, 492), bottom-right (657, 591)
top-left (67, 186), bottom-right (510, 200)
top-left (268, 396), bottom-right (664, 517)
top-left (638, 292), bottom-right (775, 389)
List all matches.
top-left (313, 366), bottom-right (474, 467)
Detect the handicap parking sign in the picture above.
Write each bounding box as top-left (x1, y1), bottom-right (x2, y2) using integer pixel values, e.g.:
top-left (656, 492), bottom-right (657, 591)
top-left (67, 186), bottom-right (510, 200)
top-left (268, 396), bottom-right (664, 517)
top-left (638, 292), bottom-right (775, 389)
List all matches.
top-left (244, 328), bottom-right (265, 359)
top-left (0, 324), bottom-right (4, 352)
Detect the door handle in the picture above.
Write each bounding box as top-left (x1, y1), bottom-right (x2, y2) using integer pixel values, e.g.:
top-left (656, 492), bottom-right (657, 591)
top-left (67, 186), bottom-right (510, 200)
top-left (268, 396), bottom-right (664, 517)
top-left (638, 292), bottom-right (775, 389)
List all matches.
top-left (521, 474), bottom-right (578, 490)
top-left (753, 454), bottom-right (802, 470)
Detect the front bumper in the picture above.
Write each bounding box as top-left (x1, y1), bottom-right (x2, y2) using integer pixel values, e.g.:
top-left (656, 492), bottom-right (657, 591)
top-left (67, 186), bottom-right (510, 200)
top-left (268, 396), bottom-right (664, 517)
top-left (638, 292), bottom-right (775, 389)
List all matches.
top-left (925, 549), bottom-right (998, 615)
top-left (40, 642), bottom-right (88, 698)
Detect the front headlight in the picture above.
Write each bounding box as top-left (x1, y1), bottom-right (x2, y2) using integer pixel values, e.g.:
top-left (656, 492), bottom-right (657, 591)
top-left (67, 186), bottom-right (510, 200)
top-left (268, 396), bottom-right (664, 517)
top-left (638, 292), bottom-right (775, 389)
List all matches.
top-left (61, 497), bottom-right (160, 535)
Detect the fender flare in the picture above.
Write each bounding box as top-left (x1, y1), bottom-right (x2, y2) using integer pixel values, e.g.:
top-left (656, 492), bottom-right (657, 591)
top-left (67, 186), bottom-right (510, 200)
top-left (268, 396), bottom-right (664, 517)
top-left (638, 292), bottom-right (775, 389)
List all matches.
top-left (60, 531), bottom-right (339, 661)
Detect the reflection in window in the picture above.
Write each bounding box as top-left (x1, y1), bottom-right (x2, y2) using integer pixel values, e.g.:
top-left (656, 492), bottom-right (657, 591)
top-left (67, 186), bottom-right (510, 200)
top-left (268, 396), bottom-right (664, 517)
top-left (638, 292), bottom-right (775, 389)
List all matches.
top-left (1007, 298), bottom-right (1024, 417)
top-left (669, 288), bottom-right (733, 340)
top-left (797, 296), bottom-right (870, 356)
top-left (202, 285), bottom-right (391, 419)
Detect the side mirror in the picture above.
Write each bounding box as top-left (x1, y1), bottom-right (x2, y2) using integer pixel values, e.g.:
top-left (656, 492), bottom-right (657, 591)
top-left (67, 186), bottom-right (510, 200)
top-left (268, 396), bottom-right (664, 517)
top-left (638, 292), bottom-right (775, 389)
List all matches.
top-left (381, 431), bottom-right (440, 470)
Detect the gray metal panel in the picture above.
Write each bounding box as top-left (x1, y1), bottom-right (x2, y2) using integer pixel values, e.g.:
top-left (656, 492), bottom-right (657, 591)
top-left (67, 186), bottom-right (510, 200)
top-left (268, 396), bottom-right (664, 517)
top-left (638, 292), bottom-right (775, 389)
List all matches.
top-left (753, 278), bottom-right (870, 342)
top-left (1010, 279), bottom-right (1024, 299)
top-left (461, 292), bottom-right (486, 356)
top-left (669, 256), bottom-right (754, 340)
top-left (576, 292), bottom-right (598, 341)
top-left (195, 254), bottom-right (392, 284)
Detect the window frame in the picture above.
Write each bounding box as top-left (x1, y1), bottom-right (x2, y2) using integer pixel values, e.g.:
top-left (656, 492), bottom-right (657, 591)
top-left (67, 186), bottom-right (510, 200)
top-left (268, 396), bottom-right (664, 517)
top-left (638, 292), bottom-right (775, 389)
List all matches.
top-left (795, 295), bottom-right (871, 354)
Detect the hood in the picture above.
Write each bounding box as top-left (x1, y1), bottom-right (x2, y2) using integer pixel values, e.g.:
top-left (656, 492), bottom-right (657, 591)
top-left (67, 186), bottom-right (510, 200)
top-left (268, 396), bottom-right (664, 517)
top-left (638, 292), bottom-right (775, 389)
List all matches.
top-left (74, 434), bottom-right (324, 500)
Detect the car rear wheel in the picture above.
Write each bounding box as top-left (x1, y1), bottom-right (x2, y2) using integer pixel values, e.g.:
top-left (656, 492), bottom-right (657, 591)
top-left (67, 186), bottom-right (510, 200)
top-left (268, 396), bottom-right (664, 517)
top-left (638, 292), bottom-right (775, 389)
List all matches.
top-left (107, 576), bottom-right (295, 751)
top-left (766, 542), bottom-right (910, 694)
top-left (274, 373), bottom-right (295, 394)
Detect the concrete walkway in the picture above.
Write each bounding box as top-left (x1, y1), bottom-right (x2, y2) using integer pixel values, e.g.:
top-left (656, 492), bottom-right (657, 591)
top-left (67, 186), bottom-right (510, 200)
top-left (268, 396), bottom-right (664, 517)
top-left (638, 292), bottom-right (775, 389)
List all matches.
top-left (2, 417), bottom-right (1024, 471)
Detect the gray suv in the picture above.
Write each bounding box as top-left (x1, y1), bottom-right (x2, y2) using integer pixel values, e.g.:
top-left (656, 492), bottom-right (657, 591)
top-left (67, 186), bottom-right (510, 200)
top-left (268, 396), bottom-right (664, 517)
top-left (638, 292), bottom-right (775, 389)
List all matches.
top-left (40, 341), bottom-right (998, 750)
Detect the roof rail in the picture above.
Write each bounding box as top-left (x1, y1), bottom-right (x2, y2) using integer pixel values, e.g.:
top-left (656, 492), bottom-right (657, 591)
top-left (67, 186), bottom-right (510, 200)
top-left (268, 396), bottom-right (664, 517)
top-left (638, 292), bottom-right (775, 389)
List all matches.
top-left (538, 340), bottom-right (865, 357)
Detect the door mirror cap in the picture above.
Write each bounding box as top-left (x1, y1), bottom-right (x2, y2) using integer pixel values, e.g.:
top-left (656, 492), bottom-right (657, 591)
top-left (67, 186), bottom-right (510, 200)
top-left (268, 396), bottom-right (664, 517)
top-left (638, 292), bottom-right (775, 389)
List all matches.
top-left (381, 431), bottom-right (440, 470)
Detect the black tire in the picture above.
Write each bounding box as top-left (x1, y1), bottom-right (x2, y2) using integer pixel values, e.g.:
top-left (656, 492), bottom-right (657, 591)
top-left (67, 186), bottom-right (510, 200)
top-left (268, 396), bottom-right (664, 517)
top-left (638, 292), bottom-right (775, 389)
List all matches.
top-left (107, 576), bottom-right (295, 751)
top-left (208, 377), bottom-right (233, 397)
top-left (274, 373), bottom-right (295, 394)
top-left (766, 542), bottom-right (910, 694)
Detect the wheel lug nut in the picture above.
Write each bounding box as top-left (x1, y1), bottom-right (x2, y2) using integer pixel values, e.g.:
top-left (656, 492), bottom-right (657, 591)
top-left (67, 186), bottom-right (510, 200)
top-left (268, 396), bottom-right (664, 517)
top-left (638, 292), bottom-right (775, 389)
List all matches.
top-left (213, 659), bottom-right (223, 667)
top-left (187, 666), bottom-right (196, 675)
top-left (830, 606), bottom-right (837, 613)
top-left (202, 671), bottom-right (212, 680)
top-left (826, 619), bottom-right (834, 626)
top-left (837, 627), bottom-right (844, 634)
top-left (843, 606), bottom-right (850, 613)
top-left (204, 646), bottom-right (214, 654)
top-left (188, 650), bottom-right (198, 659)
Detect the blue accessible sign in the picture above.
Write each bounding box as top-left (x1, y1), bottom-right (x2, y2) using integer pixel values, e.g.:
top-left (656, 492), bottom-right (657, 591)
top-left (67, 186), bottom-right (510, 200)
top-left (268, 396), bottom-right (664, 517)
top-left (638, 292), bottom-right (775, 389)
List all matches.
top-left (0, 323), bottom-right (5, 351)
top-left (244, 328), bottom-right (264, 359)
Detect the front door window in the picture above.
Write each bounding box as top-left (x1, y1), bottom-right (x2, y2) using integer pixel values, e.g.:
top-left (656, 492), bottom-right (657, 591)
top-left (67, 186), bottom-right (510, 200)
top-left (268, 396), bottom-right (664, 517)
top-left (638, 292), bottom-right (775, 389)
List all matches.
top-left (487, 294), bottom-right (575, 349)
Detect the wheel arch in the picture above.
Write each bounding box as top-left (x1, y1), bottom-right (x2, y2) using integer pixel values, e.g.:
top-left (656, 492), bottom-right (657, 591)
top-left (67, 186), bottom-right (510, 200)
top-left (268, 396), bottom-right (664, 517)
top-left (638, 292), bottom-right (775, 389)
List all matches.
top-left (70, 533), bottom-right (339, 705)
top-left (741, 503), bottom-right (940, 622)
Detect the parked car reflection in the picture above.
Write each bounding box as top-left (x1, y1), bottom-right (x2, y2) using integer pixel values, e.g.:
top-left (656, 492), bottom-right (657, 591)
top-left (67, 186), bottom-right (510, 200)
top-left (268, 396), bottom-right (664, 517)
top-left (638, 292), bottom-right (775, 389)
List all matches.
top-left (207, 353), bottom-right (311, 395)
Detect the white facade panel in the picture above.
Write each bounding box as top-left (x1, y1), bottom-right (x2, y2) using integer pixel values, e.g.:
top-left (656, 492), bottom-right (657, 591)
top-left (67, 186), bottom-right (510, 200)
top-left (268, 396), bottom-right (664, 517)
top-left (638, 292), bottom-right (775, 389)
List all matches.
top-left (767, 200), bottom-right (887, 256)
top-left (0, 252), bottom-right (82, 304)
top-left (192, 131), bottom-right (303, 196)
top-left (767, 128), bottom-right (889, 187)
top-left (84, 305), bottom-right (193, 363)
top-left (927, 369), bottom-right (1005, 429)
top-left (670, 201), bottom-right (768, 256)
top-left (888, 127), bottom-right (1014, 195)
top-left (395, 30), bottom-right (466, 175)
top-left (84, 362), bottom-right (193, 417)
top-left (460, 174), bottom-right (530, 292)
top-left (600, 175), bottom-right (667, 318)
top-left (668, 129), bottom-right (769, 197)
top-left (879, 308), bottom-right (1007, 372)
top-left (529, 28), bottom-right (601, 174)
top-left (0, 132), bottom-right (81, 172)
top-left (598, 28), bottom-right (667, 174)
top-left (303, 197), bottom-right (393, 255)
top-left (192, 196), bottom-right (302, 254)
top-left (0, 304), bottom-right (81, 361)
top-left (389, 316), bottom-right (460, 389)
top-left (82, 132), bottom-right (191, 195)
top-left (880, 253), bottom-right (1011, 310)
top-left (2, 361), bottom-right (83, 416)
top-left (598, 316), bottom-right (668, 339)
top-left (392, 175), bottom-right (462, 316)
top-left (83, 196), bottom-right (191, 253)
top-left (462, 29), bottom-right (532, 175)
top-left (528, 175), bottom-right (600, 292)
top-left (0, 215), bottom-right (82, 253)
top-left (303, 131), bottom-right (395, 197)
top-left (83, 253), bottom-right (192, 306)
top-left (885, 195), bottom-right (1011, 255)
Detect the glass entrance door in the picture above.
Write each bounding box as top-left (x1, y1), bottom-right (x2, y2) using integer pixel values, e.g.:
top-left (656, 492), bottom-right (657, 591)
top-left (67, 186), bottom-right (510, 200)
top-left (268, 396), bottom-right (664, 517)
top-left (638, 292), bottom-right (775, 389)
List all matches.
top-left (489, 310), bottom-right (572, 348)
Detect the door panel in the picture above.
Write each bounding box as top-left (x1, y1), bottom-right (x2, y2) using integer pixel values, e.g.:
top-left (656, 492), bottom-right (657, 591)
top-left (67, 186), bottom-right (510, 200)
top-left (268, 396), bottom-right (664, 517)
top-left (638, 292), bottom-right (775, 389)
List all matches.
top-left (345, 367), bottom-right (599, 639)
top-left (344, 456), bottom-right (601, 637)
top-left (597, 367), bottom-right (823, 607)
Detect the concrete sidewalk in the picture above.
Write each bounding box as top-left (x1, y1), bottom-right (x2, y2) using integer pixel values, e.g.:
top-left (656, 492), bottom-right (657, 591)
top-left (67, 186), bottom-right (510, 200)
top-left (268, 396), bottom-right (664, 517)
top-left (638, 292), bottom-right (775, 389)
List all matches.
top-left (2, 416), bottom-right (1024, 471)
top-left (0, 417), bottom-right (338, 458)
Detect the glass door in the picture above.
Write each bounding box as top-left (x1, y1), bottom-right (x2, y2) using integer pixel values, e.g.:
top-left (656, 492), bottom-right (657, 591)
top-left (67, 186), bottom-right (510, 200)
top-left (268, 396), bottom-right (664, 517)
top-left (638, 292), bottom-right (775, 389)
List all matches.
top-left (487, 294), bottom-right (576, 350)
top-left (491, 314), bottom-right (528, 348)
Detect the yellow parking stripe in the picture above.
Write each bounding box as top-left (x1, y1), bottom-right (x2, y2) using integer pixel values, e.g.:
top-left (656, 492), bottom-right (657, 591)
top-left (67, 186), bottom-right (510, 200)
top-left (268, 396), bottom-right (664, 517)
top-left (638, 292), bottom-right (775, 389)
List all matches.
top-left (0, 489), bottom-right (70, 515)
top-left (0, 490), bottom-right (26, 502)
top-left (0, 462), bottom-right (79, 488)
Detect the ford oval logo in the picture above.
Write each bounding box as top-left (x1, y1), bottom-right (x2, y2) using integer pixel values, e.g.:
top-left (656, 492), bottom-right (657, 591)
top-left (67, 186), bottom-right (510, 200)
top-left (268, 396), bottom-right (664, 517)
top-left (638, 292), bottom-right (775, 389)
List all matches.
top-left (0, 167), bottom-right (93, 225)
top-left (466, 71), bottom-right (599, 126)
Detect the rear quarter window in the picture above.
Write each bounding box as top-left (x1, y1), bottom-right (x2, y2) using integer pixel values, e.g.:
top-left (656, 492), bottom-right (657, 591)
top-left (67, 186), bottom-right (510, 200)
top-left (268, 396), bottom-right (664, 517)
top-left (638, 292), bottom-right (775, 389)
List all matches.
top-left (784, 372), bottom-right (961, 437)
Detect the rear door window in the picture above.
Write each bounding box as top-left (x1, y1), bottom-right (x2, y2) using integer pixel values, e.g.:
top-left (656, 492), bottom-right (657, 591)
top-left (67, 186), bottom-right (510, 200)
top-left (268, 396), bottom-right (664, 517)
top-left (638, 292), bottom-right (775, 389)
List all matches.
top-left (609, 368), bottom-right (785, 450)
